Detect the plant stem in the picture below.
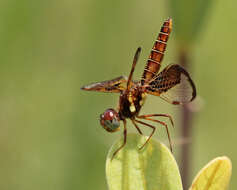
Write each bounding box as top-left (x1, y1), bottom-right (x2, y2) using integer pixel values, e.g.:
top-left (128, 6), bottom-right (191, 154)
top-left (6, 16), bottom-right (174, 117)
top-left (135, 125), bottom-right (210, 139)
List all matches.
top-left (179, 48), bottom-right (193, 190)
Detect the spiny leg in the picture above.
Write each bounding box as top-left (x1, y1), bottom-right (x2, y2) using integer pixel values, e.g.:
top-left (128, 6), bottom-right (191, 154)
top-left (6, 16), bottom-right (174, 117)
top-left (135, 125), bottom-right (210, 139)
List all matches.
top-left (131, 119), bottom-right (143, 135)
top-left (127, 47), bottom-right (141, 90)
top-left (137, 115), bottom-right (173, 152)
top-left (138, 113), bottom-right (174, 127)
top-left (134, 119), bottom-right (156, 150)
top-left (111, 120), bottom-right (127, 160)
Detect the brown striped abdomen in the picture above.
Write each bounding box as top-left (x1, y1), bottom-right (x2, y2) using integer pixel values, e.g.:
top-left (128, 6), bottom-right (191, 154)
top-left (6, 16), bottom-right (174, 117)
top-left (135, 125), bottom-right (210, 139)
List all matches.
top-left (141, 18), bottom-right (172, 85)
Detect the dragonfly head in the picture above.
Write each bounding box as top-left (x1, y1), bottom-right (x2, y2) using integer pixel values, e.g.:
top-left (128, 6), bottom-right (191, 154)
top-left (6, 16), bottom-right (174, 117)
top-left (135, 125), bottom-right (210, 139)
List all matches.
top-left (100, 109), bottom-right (120, 132)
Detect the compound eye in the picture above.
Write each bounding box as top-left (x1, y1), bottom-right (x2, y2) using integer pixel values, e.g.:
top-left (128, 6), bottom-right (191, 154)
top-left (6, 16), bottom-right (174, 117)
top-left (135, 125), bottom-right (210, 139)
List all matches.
top-left (100, 109), bottom-right (120, 132)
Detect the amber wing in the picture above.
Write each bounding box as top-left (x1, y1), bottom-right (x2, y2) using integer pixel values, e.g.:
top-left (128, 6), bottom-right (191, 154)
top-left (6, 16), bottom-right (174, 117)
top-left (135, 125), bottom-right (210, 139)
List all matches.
top-left (145, 64), bottom-right (196, 104)
top-left (81, 76), bottom-right (127, 93)
top-left (141, 18), bottom-right (172, 85)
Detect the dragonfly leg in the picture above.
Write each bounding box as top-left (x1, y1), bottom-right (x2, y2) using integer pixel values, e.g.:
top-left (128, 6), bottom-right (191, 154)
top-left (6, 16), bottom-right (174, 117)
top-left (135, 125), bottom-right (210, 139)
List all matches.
top-left (111, 120), bottom-right (127, 160)
top-left (131, 119), bottom-right (143, 135)
top-left (133, 119), bottom-right (156, 150)
top-left (137, 115), bottom-right (173, 152)
top-left (138, 113), bottom-right (174, 127)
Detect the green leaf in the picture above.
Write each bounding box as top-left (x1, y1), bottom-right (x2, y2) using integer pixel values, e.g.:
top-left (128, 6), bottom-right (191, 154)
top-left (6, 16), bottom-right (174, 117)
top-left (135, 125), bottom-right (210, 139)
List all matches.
top-left (106, 133), bottom-right (183, 190)
top-left (189, 156), bottom-right (232, 190)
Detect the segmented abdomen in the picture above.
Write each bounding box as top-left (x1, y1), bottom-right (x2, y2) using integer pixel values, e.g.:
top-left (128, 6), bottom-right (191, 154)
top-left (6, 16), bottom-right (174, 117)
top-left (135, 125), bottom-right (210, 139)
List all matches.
top-left (141, 18), bottom-right (172, 85)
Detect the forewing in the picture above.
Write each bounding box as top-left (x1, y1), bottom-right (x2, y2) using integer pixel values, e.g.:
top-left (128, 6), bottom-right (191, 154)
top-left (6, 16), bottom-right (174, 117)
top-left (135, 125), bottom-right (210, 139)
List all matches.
top-left (145, 64), bottom-right (196, 104)
top-left (81, 76), bottom-right (127, 93)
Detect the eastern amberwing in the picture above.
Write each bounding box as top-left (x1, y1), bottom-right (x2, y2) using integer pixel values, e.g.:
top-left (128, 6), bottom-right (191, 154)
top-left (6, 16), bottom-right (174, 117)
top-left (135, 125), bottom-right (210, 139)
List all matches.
top-left (81, 18), bottom-right (196, 159)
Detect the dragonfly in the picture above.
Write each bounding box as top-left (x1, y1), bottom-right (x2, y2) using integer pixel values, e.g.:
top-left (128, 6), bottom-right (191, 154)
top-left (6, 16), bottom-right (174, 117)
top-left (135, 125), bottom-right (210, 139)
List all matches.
top-left (81, 18), bottom-right (196, 159)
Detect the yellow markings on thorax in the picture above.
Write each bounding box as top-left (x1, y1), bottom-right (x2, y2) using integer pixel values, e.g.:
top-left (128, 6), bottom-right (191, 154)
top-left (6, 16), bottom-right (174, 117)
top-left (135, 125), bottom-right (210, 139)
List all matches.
top-left (128, 94), bottom-right (136, 113)
top-left (139, 93), bottom-right (147, 106)
top-left (128, 95), bottom-right (133, 103)
top-left (129, 104), bottom-right (136, 113)
top-left (128, 93), bottom-right (147, 113)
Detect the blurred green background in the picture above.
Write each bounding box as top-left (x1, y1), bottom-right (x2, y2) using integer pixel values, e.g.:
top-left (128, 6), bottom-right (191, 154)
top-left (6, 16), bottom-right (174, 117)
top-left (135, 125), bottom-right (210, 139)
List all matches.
top-left (0, 0), bottom-right (236, 189)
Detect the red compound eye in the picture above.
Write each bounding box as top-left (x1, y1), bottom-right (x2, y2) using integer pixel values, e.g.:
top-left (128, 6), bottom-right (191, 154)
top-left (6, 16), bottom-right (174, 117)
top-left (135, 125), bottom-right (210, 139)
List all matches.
top-left (100, 109), bottom-right (120, 132)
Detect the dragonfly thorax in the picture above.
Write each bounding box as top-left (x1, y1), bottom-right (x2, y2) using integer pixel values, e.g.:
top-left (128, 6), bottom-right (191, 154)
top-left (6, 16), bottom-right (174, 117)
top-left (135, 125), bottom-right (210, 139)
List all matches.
top-left (118, 87), bottom-right (146, 119)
